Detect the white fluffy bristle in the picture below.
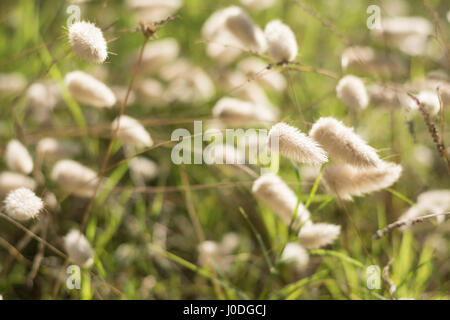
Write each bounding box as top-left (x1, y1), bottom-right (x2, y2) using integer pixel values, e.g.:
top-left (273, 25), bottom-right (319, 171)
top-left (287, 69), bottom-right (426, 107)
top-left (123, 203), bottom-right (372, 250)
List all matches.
top-left (112, 115), bottom-right (153, 148)
top-left (65, 71), bottom-right (116, 108)
top-left (4, 187), bottom-right (43, 221)
top-left (64, 229), bottom-right (94, 267)
top-left (336, 75), bottom-right (369, 110)
top-left (264, 20), bottom-right (298, 63)
top-left (69, 21), bottom-right (108, 63)
top-left (309, 117), bottom-right (381, 167)
top-left (298, 223), bottom-right (341, 249)
top-left (268, 122), bottom-right (328, 165)
top-left (5, 139), bottom-right (34, 174)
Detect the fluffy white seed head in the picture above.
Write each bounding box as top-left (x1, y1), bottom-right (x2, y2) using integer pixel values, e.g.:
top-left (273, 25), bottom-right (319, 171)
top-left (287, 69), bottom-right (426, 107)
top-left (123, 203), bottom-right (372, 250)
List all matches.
top-left (220, 232), bottom-right (240, 254)
top-left (252, 174), bottom-right (311, 229)
top-left (281, 242), bottom-right (309, 271)
top-left (65, 71), bottom-right (116, 108)
top-left (140, 38), bottom-right (179, 73)
top-left (264, 20), bottom-right (298, 63)
top-left (197, 240), bottom-right (233, 271)
top-left (0, 172), bottom-right (36, 197)
top-left (309, 117), bottom-right (381, 167)
top-left (26, 81), bottom-right (59, 112)
top-left (322, 161), bottom-right (402, 200)
top-left (398, 190), bottom-right (450, 228)
top-left (5, 140), bottom-right (34, 174)
top-left (112, 115), bottom-right (153, 148)
top-left (51, 160), bottom-right (100, 198)
top-left (336, 75), bottom-right (369, 110)
top-left (417, 90), bottom-right (441, 115)
top-left (4, 188), bottom-right (43, 221)
top-left (36, 137), bottom-right (61, 160)
top-left (136, 79), bottom-right (166, 105)
top-left (166, 67), bottom-right (215, 104)
top-left (298, 223), bottom-right (341, 249)
top-left (212, 97), bottom-right (277, 124)
top-left (129, 157), bottom-right (158, 185)
top-left (202, 6), bottom-right (242, 40)
top-left (225, 9), bottom-right (266, 52)
top-left (69, 21), bottom-right (108, 63)
top-left (64, 229), bottom-right (94, 267)
top-left (268, 122), bottom-right (328, 165)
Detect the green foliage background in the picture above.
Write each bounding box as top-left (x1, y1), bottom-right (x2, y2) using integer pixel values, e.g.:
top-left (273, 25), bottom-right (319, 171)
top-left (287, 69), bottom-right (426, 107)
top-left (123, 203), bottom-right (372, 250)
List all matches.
top-left (0, 0), bottom-right (449, 299)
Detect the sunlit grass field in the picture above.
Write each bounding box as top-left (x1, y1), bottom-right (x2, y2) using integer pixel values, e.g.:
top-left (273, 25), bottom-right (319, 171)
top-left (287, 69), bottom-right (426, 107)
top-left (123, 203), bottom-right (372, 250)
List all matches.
top-left (0, 0), bottom-right (449, 300)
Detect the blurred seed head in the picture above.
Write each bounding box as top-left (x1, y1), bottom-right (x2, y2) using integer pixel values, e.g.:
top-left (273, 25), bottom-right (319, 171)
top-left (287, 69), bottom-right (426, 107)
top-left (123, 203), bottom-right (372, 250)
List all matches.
top-left (336, 75), bottom-right (369, 110)
top-left (252, 173), bottom-right (311, 228)
top-left (112, 115), bottom-right (153, 148)
top-left (0, 73), bottom-right (27, 96)
top-left (51, 159), bottom-right (101, 198)
top-left (213, 97), bottom-right (276, 124)
top-left (416, 90), bottom-right (441, 116)
top-left (398, 190), bottom-right (450, 228)
top-left (0, 172), bottom-right (36, 197)
top-left (136, 79), bottom-right (166, 105)
top-left (129, 157), bottom-right (158, 185)
top-left (225, 9), bottom-right (266, 53)
top-left (139, 38), bottom-right (179, 73)
top-left (64, 229), bottom-right (94, 267)
top-left (65, 71), bottom-right (116, 108)
top-left (281, 242), bottom-right (309, 271)
top-left (5, 139), bottom-right (34, 174)
top-left (4, 187), bottom-right (43, 221)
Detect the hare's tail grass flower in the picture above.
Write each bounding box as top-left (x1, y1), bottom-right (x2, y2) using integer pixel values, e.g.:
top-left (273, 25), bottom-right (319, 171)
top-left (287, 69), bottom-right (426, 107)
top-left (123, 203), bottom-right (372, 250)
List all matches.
top-left (112, 115), bottom-right (153, 148)
top-left (297, 223), bottom-right (341, 249)
top-left (336, 75), bottom-right (369, 110)
top-left (5, 139), bottom-right (34, 175)
top-left (281, 242), bottom-right (309, 271)
top-left (397, 189), bottom-right (450, 229)
top-left (51, 159), bottom-right (101, 198)
top-left (0, 172), bottom-right (36, 197)
top-left (252, 173), bottom-right (311, 228)
top-left (322, 161), bottom-right (402, 200)
top-left (63, 229), bottom-right (94, 267)
top-left (212, 97), bottom-right (276, 123)
top-left (309, 117), bottom-right (380, 168)
top-left (3, 187), bottom-right (43, 222)
top-left (268, 122), bottom-right (328, 165)
top-left (264, 20), bottom-right (298, 63)
top-left (65, 70), bottom-right (116, 108)
top-left (68, 21), bottom-right (108, 64)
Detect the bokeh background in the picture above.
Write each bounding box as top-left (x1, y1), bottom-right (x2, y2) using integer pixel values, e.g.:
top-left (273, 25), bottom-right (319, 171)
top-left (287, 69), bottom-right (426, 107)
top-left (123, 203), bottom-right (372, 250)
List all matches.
top-left (0, 0), bottom-right (449, 299)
